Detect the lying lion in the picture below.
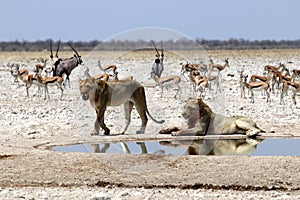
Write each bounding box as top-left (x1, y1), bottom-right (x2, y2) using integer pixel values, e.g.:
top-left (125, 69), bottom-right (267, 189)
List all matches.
top-left (160, 98), bottom-right (265, 137)
top-left (78, 77), bottom-right (164, 135)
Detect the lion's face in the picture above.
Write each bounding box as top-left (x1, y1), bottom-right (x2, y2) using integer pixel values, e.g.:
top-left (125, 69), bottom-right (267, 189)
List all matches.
top-left (78, 78), bottom-right (96, 101)
top-left (182, 98), bottom-right (200, 119)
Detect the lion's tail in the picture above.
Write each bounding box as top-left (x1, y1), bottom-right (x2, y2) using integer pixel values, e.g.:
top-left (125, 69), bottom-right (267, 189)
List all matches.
top-left (146, 109), bottom-right (165, 124)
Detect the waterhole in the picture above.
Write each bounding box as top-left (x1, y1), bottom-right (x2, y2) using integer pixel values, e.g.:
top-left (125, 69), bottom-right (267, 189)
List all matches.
top-left (51, 138), bottom-right (300, 156)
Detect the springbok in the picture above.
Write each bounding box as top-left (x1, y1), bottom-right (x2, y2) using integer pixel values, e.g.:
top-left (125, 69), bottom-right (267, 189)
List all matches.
top-left (54, 42), bottom-right (83, 88)
top-left (208, 58), bottom-right (229, 74)
top-left (151, 40), bottom-right (164, 78)
top-left (194, 75), bottom-right (209, 99)
top-left (12, 67), bottom-right (38, 98)
top-left (150, 71), bottom-right (181, 99)
top-left (242, 75), bottom-right (270, 103)
top-left (33, 59), bottom-right (48, 74)
top-left (180, 62), bottom-right (208, 80)
top-left (113, 72), bottom-right (133, 81)
top-left (264, 63), bottom-right (284, 93)
top-left (280, 79), bottom-right (300, 105)
top-left (10, 63), bottom-right (28, 86)
top-left (98, 60), bottom-right (117, 75)
top-left (36, 73), bottom-right (64, 100)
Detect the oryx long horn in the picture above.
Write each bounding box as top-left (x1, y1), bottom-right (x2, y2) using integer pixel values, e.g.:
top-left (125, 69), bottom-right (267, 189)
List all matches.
top-left (55, 39), bottom-right (60, 58)
top-left (161, 41), bottom-right (164, 57)
top-left (151, 40), bottom-right (160, 57)
top-left (50, 40), bottom-right (53, 59)
top-left (67, 42), bottom-right (80, 57)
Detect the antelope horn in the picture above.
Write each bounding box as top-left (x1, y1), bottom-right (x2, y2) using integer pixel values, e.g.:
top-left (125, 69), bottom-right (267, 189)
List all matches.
top-left (161, 41), bottom-right (164, 57)
top-left (50, 40), bottom-right (53, 59)
top-left (67, 42), bottom-right (80, 57)
top-left (151, 40), bottom-right (160, 57)
top-left (55, 39), bottom-right (60, 58)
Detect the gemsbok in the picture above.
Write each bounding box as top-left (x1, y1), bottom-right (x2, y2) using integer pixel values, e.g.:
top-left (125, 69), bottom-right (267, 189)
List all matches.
top-left (151, 40), bottom-right (164, 78)
top-left (54, 42), bottom-right (83, 88)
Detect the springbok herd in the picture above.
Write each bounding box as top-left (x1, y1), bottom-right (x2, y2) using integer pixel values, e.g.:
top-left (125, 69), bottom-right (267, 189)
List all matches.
top-left (5, 42), bottom-right (300, 107)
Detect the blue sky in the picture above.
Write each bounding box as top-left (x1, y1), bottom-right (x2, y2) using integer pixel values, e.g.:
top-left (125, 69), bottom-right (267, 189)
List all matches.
top-left (0, 0), bottom-right (299, 41)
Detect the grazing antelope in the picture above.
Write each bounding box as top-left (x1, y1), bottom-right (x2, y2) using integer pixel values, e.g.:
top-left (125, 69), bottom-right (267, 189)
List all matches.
top-left (36, 73), bottom-right (64, 100)
top-left (54, 42), bottom-right (83, 88)
top-left (150, 71), bottom-right (181, 99)
top-left (151, 40), bottom-right (164, 78)
top-left (242, 75), bottom-right (270, 103)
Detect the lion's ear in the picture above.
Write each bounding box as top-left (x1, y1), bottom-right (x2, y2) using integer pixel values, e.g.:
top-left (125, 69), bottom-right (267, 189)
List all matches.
top-left (78, 78), bottom-right (83, 84)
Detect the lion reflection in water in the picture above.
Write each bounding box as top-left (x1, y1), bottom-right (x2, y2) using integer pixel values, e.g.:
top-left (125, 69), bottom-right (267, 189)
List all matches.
top-left (91, 142), bottom-right (148, 154)
top-left (160, 138), bottom-right (263, 155)
top-left (161, 98), bottom-right (265, 137)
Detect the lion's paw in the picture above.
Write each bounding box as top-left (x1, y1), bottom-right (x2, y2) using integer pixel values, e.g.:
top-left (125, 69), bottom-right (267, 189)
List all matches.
top-left (91, 131), bottom-right (99, 136)
top-left (136, 130), bottom-right (145, 134)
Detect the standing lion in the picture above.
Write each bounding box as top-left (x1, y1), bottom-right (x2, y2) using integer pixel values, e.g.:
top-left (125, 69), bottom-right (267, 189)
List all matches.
top-left (160, 98), bottom-right (265, 137)
top-left (78, 77), bottom-right (164, 135)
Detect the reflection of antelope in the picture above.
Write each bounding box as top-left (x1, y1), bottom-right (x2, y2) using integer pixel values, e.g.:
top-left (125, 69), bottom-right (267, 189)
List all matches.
top-left (91, 142), bottom-right (148, 154)
top-left (159, 138), bottom-right (263, 156)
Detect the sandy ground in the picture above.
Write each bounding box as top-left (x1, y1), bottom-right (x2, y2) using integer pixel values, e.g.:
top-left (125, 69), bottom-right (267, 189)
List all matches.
top-left (0, 49), bottom-right (300, 199)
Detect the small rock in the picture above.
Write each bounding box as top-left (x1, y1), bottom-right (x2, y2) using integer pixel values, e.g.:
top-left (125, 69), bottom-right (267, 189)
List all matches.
top-left (92, 191), bottom-right (111, 200)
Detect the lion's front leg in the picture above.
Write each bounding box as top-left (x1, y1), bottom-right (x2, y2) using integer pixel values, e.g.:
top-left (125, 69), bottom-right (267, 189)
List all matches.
top-left (92, 119), bottom-right (100, 135)
top-left (171, 128), bottom-right (205, 136)
top-left (92, 109), bottom-right (110, 135)
top-left (234, 118), bottom-right (264, 137)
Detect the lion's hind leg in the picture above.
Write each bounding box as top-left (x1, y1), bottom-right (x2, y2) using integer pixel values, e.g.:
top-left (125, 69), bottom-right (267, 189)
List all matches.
top-left (121, 101), bottom-right (134, 134)
top-left (132, 88), bottom-right (148, 134)
top-left (134, 102), bottom-right (148, 134)
top-left (234, 118), bottom-right (264, 137)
